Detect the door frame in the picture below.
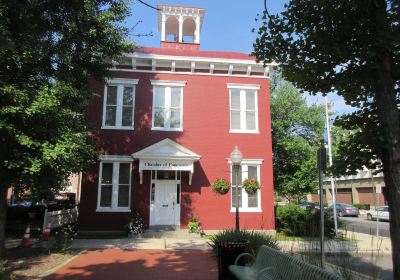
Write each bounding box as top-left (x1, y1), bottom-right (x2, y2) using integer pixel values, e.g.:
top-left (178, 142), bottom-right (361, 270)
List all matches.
top-left (149, 170), bottom-right (181, 226)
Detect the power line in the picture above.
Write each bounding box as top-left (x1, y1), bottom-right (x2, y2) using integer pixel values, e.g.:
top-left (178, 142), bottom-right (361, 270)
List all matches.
top-left (136, 0), bottom-right (159, 11)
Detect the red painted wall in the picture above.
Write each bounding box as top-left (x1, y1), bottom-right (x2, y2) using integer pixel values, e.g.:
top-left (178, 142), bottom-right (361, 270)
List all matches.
top-left (79, 71), bottom-right (275, 231)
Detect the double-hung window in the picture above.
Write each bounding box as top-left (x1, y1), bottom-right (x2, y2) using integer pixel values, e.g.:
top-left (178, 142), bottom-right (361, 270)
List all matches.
top-left (97, 155), bottom-right (133, 212)
top-left (151, 80), bottom-right (186, 131)
top-left (102, 78), bottom-right (139, 129)
top-left (230, 160), bottom-right (263, 212)
top-left (228, 84), bottom-right (260, 133)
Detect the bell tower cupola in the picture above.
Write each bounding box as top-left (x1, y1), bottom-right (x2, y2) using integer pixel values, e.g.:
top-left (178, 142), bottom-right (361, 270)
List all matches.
top-left (158, 5), bottom-right (205, 50)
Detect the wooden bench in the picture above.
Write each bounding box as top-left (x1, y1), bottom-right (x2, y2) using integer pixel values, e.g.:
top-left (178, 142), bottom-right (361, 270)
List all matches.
top-left (229, 245), bottom-right (343, 280)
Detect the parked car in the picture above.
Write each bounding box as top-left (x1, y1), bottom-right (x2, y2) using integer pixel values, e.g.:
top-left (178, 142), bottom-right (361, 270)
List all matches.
top-left (297, 201), bottom-right (319, 210)
top-left (325, 203), bottom-right (360, 217)
top-left (366, 206), bottom-right (390, 221)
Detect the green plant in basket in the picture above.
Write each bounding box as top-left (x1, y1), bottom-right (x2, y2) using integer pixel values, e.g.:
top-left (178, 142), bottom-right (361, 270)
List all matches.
top-left (211, 178), bottom-right (230, 194)
top-left (242, 179), bottom-right (260, 194)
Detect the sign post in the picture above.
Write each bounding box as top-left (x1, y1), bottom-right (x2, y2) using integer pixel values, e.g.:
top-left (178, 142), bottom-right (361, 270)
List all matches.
top-left (317, 147), bottom-right (327, 268)
top-left (375, 184), bottom-right (381, 237)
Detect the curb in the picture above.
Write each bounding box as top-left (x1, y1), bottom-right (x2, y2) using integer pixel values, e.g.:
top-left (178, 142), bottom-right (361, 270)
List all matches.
top-left (37, 250), bottom-right (86, 279)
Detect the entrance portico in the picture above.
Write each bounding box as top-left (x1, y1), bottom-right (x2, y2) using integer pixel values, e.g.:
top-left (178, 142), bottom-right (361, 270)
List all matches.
top-left (132, 138), bottom-right (201, 226)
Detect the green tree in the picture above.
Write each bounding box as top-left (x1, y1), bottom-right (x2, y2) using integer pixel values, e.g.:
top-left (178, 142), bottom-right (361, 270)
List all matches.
top-left (0, 0), bottom-right (133, 257)
top-left (253, 1), bottom-right (400, 277)
top-left (271, 76), bottom-right (325, 201)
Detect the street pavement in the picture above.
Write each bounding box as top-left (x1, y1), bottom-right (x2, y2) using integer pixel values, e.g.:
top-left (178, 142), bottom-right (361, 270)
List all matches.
top-left (340, 216), bottom-right (390, 237)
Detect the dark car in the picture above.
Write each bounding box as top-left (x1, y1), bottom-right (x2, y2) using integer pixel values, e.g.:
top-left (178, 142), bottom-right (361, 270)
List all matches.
top-left (297, 201), bottom-right (319, 210)
top-left (325, 203), bottom-right (359, 217)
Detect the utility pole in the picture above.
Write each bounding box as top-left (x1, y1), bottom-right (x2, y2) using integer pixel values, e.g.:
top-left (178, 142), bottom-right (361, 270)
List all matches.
top-left (325, 97), bottom-right (338, 237)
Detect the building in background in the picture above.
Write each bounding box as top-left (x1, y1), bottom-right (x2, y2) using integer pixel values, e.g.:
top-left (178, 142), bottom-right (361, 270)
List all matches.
top-left (309, 169), bottom-right (386, 208)
top-left (78, 4), bottom-right (275, 232)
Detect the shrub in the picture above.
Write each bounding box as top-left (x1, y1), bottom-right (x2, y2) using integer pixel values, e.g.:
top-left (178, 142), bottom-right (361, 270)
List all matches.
top-left (211, 178), bottom-right (230, 194)
top-left (275, 203), bottom-right (335, 237)
top-left (242, 179), bottom-right (261, 194)
top-left (47, 224), bottom-right (77, 252)
top-left (124, 211), bottom-right (144, 236)
top-left (208, 229), bottom-right (279, 256)
top-left (188, 216), bottom-right (200, 233)
top-left (353, 203), bottom-right (370, 210)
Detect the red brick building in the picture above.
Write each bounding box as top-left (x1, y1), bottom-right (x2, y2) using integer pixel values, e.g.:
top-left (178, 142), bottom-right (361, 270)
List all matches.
top-left (79, 5), bottom-right (275, 231)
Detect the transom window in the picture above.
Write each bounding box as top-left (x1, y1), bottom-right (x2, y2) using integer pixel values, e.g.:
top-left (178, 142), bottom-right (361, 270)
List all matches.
top-left (151, 80), bottom-right (186, 131)
top-left (97, 156), bottom-right (133, 212)
top-left (228, 84), bottom-right (260, 133)
top-left (102, 78), bottom-right (138, 129)
top-left (230, 160), bottom-right (263, 212)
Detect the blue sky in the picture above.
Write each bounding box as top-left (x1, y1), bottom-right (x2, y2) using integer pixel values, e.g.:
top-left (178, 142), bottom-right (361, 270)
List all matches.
top-left (127, 0), bottom-right (353, 115)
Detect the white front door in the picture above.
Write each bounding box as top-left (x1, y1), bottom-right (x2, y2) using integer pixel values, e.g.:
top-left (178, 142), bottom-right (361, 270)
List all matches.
top-left (154, 180), bottom-right (180, 225)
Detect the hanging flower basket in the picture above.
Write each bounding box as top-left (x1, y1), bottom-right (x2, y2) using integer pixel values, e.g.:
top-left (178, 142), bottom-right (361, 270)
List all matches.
top-left (242, 179), bottom-right (260, 194)
top-left (211, 178), bottom-right (231, 194)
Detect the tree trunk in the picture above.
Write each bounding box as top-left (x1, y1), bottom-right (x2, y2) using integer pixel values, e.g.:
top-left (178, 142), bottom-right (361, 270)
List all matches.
top-left (0, 185), bottom-right (8, 258)
top-left (373, 2), bottom-right (400, 279)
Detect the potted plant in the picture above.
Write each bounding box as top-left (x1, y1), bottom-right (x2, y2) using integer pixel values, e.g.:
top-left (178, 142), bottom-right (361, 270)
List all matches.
top-left (211, 178), bottom-right (231, 194)
top-left (209, 229), bottom-right (249, 280)
top-left (242, 179), bottom-right (260, 194)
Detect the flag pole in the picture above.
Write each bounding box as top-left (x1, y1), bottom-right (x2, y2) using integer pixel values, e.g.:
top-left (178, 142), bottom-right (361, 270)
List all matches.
top-left (325, 96), bottom-right (338, 237)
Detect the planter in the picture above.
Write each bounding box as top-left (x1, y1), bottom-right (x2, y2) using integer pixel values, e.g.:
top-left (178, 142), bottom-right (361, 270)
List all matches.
top-left (211, 178), bottom-right (231, 195)
top-left (217, 240), bottom-right (249, 280)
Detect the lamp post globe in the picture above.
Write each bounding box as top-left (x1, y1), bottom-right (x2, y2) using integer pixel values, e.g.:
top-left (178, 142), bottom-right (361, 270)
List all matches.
top-left (230, 146), bottom-right (243, 232)
top-left (230, 146), bottom-right (243, 165)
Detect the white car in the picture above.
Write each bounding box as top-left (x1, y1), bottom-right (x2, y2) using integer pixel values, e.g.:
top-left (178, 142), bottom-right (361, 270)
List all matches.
top-left (366, 206), bottom-right (390, 221)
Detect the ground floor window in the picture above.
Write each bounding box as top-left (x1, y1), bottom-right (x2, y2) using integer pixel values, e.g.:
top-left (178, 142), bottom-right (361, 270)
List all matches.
top-left (97, 156), bottom-right (132, 212)
top-left (231, 160), bottom-right (262, 212)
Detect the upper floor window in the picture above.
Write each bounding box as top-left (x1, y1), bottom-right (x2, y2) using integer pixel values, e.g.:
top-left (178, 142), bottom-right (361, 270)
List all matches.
top-left (97, 155), bottom-right (133, 212)
top-left (151, 80), bottom-right (186, 131)
top-left (102, 78), bottom-right (139, 130)
top-left (230, 160), bottom-right (263, 212)
top-left (228, 84), bottom-right (260, 133)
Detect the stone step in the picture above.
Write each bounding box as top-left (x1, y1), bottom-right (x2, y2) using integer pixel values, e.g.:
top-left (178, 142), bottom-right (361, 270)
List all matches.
top-left (141, 226), bottom-right (201, 239)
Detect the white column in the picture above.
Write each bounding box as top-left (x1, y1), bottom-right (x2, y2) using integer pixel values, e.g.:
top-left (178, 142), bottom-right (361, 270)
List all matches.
top-left (161, 14), bottom-right (166, 41)
top-left (178, 15), bottom-right (183, 42)
top-left (195, 16), bottom-right (200, 44)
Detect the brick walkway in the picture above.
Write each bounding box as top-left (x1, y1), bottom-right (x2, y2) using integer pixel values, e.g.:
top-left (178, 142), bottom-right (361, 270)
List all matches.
top-left (44, 249), bottom-right (218, 280)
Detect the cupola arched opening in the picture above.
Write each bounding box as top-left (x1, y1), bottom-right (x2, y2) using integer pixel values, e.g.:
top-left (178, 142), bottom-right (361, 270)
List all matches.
top-left (165, 16), bottom-right (179, 42)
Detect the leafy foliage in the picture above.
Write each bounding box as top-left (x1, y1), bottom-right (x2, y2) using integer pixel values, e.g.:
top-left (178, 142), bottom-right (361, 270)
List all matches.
top-left (242, 179), bottom-right (260, 194)
top-left (210, 178), bottom-right (231, 194)
top-left (124, 211), bottom-right (145, 236)
top-left (275, 204), bottom-right (335, 237)
top-left (188, 216), bottom-right (200, 233)
top-left (208, 229), bottom-right (279, 256)
top-left (0, 1), bottom-right (133, 197)
top-left (270, 75), bottom-right (325, 200)
top-left (253, 2), bottom-right (400, 276)
top-left (0, 0), bottom-right (134, 256)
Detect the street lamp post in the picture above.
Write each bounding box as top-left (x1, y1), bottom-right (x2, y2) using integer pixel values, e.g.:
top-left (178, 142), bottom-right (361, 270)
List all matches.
top-left (230, 146), bottom-right (243, 232)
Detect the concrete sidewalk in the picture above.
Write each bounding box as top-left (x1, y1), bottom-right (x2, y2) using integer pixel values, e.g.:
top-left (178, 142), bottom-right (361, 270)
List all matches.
top-left (70, 231), bottom-right (392, 253)
top-left (71, 237), bottom-right (211, 250)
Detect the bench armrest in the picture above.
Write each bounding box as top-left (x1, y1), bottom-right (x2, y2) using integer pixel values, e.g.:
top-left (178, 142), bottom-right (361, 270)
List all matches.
top-left (234, 252), bottom-right (255, 266)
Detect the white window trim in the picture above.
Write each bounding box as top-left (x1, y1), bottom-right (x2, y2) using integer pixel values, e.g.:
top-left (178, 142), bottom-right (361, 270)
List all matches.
top-left (102, 78), bottom-right (139, 130)
top-left (151, 80), bottom-right (186, 131)
top-left (228, 84), bottom-right (260, 134)
top-left (96, 156), bottom-right (133, 212)
top-left (230, 161), bottom-right (262, 212)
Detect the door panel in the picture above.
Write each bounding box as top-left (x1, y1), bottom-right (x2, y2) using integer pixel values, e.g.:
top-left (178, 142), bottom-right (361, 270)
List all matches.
top-left (154, 180), bottom-right (179, 225)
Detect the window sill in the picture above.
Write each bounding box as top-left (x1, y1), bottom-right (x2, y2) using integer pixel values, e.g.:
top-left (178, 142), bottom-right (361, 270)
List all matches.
top-left (96, 208), bottom-right (131, 212)
top-left (101, 126), bottom-right (134, 130)
top-left (229, 130), bottom-right (260, 134)
top-left (230, 208), bottom-right (262, 213)
top-left (151, 127), bottom-right (183, 132)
